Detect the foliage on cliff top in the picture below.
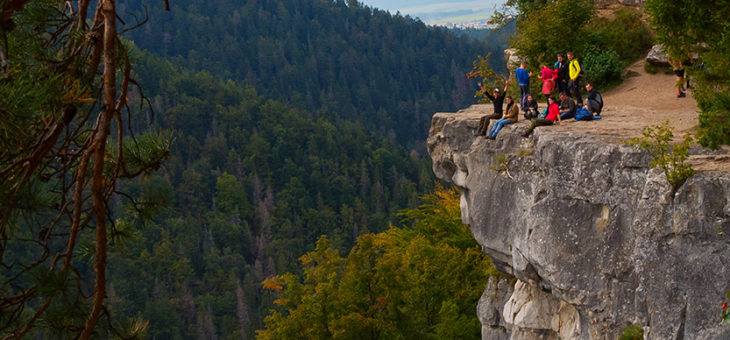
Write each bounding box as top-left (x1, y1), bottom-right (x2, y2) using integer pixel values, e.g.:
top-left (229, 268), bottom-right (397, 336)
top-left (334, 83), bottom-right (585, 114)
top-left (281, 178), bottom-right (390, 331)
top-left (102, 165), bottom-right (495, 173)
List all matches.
top-left (502, 1), bottom-right (652, 89)
top-left (257, 187), bottom-right (495, 339)
top-left (646, 0), bottom-right (730, 149)
top-left (629, 122), bottom-right (694, 193)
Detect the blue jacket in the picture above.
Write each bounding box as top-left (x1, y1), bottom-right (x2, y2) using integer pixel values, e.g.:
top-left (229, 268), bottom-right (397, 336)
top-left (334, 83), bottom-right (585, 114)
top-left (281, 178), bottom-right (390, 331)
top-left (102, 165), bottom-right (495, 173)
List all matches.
top-left (515, 68), bottom-right (530, 86)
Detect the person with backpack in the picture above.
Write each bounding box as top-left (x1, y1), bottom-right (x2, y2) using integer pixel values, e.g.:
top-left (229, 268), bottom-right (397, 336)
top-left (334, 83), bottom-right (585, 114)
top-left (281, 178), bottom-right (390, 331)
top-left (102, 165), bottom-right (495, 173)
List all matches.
top-left (515, 62), bottom-right (532, 111)
top-left (523, 96), bottom-right (561, 137)
top-left (584, 83), bottom-right (604, 117)
top-left (487, 96), bottom-right (519, 140)
top-left (523, 94), bottom-right (539, 119)
top-left (476, 81), bottom-right (510, 136)
top-left (558, 92), bottom-right (577, 120)
top-left (567, 51), bottom-right (583, 105)
top-left (554, 53), bottom-right (569, 95)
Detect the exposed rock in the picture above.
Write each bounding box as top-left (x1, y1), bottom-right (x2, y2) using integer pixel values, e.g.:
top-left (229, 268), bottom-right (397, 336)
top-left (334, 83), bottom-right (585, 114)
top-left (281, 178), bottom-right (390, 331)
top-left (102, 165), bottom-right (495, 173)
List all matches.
top-left (477, 276), bottom-right (514, 340)
top-left (646, 44), bottom-right (670, 66)
top-left (428, 108), bottom-right (730, 339)
top-left (505, 48), bottom-right (523, 71)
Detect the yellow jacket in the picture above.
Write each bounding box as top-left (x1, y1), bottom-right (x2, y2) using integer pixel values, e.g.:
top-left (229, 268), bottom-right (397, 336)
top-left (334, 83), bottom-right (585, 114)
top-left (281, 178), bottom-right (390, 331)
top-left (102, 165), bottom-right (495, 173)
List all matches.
top-left (569, 59), bottom-right (581, 80)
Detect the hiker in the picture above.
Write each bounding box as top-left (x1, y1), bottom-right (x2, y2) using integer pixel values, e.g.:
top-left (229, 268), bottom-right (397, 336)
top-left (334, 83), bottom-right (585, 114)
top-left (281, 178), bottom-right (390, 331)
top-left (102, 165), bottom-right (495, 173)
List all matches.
top-left (524, 94), bottom-right (539, 119)
top-left (567, 51), bottom-right (583, 105)
top-left (672, 60), bottom-right (687, 98)
top-left (554, 53), bottom-right (569, 95)
top-left (558, 92), bottom-right (577, 120)
top-left (523, 96), bottom-right (561, 137)
top-left (476, 81), bottom-right (510, 136)
top-left (487, 96), bottom-right (519, 140)
top-left (539, 64), bottom-right (555, 101)
top-left (516, 62), bottom-right (532, 110)
top-left (584, 83), bottom-right (603, 116)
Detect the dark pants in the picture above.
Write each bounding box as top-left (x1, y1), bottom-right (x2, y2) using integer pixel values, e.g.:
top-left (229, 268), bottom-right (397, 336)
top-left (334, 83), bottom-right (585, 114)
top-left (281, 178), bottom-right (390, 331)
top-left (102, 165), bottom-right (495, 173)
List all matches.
top-left (523, 118), bottom-right (554, 137)
top-left (519, 84), bottom-right (530, 109)
top-left (586, 100), bottom-right (602, 115)
top-left (557, 79), bottom-right (568, 95)
top-left (569, 79), bottom-right (583, 105)
top-left (560, 111), bottom-right (576, 120)
top-left (477, 113), bottom-right (502, 136)
top-left (524, 109), bottom-right (539, 120)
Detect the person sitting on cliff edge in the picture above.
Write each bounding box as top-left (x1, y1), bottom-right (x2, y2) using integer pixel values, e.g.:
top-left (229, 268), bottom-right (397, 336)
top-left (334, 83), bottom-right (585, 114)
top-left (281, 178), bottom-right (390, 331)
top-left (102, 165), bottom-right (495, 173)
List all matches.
top-left (476, 80), bottom-right (510, 137)
top-left (584, 83), bottom-right (603, 117)
top-left (523, 95), bottom-right (561, 137)
top-left (487, 95), bottom-right (519, 140)
top-left (558, 92), bottom-right (577, 120)
top-left (524, 94), bottom-right (539, 119)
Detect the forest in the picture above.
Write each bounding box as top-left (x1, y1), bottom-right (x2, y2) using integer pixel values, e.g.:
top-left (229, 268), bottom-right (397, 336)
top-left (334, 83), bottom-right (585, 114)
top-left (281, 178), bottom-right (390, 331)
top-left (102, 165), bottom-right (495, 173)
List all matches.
top-left (0, 0), bottom-right (504, 329)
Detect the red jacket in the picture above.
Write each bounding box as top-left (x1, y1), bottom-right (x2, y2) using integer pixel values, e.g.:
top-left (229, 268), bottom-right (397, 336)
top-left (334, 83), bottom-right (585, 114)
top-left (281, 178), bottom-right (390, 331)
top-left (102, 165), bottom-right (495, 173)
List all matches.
top-left (546, 103), bottom-right (560, 122)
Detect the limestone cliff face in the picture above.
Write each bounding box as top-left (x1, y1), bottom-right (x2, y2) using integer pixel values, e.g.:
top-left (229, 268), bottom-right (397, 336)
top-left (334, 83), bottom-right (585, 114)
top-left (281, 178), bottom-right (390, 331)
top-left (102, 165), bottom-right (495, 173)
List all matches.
top-left (428, 106), bottom-right (730, 339)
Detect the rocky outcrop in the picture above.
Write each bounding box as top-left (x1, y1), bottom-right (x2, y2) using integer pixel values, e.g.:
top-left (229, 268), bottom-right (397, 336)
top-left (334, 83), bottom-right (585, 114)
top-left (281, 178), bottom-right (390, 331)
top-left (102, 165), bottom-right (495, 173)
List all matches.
top-left (428, 108), bottom-right (730, 339)
top-left (646, 44), bottom-right (670, 66)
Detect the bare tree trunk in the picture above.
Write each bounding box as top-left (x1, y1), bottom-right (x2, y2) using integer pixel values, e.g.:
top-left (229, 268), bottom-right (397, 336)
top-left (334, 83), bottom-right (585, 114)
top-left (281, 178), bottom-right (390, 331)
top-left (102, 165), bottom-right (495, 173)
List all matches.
top-left (79, 0), bottom-right (116, 338)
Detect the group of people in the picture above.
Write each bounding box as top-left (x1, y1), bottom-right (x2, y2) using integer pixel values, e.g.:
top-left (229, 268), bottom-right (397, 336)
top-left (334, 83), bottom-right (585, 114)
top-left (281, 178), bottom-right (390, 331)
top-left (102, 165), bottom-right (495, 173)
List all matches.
top-left (476, 52), bottom-right (604, 139)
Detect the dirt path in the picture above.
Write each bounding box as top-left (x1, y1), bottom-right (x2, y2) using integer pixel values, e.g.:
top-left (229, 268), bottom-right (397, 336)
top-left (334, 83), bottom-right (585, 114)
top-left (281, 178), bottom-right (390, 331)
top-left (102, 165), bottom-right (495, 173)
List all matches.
top-left (548, 60), bottom-right (730, 171)
top-left (550, 59), bottom-right (698, 139)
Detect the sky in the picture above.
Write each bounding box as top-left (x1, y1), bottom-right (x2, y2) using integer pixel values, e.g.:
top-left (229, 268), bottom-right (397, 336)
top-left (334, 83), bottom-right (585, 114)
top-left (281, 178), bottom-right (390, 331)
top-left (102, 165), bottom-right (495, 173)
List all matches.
top-left (359, 0), bottom-right (505, 25)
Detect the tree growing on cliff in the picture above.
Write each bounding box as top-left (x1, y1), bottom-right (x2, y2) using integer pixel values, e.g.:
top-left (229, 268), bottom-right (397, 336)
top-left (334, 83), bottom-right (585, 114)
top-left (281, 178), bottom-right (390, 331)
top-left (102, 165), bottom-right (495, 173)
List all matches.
top-left (645, 0), bottom-right (730, 148)
top-left (257, 187), bottom-right (496, 339)
top-left (0, 0), bottom-right (169, 337)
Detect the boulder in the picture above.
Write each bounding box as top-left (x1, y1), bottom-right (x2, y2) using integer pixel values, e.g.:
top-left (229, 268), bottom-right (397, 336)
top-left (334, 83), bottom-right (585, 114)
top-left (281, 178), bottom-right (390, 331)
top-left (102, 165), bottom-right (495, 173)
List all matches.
top-left (646, 44), bottom-right (669, 66)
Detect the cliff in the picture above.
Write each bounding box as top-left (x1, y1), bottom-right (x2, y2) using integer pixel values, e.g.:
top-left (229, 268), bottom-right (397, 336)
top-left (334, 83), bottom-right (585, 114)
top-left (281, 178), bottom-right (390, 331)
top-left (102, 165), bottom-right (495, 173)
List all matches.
top-left (427, 105), bottom-right (730, 339)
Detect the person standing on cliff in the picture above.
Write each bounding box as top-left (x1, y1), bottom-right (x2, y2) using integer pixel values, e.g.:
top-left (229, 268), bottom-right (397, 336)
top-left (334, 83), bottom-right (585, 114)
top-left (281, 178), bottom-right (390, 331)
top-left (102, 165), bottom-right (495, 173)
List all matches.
top-left (476, 81), bottom-right (510, 136)
top-left (567, 51), bottom-right (583, 105)
top-left (515, 62), bottom-right (532, 111)
top-left (554, 53), bottom-right (569, 95)
top-left (539, 64), bottom-right (556, 106)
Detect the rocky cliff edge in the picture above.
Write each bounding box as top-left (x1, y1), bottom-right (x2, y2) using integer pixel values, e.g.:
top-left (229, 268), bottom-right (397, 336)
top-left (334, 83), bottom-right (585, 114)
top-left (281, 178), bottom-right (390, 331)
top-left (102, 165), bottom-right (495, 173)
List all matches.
top-left (428, 105), bottom-right (730, 339)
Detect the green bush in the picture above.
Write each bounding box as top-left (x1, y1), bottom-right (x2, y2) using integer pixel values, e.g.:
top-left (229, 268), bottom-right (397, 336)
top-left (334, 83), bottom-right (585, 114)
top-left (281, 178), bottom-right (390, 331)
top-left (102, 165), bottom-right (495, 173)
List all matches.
top-left (588, 8), bottom-right (654, 64)
top-left (620, 324), bottom-right (644, 340)
top-left (583, 48), bottom-right (623, 87)
top-left (510, 0), bottom-right (595, 65)
top-left (629, 122), bottom-right (695, 193)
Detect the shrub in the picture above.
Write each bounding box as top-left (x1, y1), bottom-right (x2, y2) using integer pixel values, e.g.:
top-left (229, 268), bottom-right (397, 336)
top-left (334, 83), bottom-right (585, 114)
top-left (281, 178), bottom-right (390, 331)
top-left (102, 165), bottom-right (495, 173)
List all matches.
top-left (629, 122), bottom-right (695, 193)
top-left (510, 0), bottom-right (595, 66)
top-left (583, 48), bottom-right (623, 87)
top-left (588, 8), bottom-right (654, 64)
top-left (619, 324), bottom-right (644, 340)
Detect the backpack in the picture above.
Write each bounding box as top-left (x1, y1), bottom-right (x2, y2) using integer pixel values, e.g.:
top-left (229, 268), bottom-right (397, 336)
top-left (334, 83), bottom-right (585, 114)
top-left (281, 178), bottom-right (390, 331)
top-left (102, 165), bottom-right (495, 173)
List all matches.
top-left (575, 107), bottom-right (593, 121)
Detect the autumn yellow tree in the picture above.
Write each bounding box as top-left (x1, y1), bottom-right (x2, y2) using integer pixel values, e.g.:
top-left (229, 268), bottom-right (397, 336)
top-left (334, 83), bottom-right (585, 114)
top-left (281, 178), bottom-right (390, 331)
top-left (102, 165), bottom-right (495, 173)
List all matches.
top-left (257, 188), bottom-right (497, 339)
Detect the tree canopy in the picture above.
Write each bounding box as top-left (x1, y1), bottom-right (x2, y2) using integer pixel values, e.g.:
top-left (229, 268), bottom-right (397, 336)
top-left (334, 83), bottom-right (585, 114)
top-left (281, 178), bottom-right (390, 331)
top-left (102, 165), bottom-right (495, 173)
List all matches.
top-left (646, 0), bottom-right (730, 148)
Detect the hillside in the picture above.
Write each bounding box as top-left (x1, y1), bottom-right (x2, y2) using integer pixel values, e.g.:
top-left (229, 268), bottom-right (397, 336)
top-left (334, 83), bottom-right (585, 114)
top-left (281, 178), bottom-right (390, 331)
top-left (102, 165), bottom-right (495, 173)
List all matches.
top-left (102, 1), bottom-right (515, 337)
top-left (120, 0), bottom-right (507, 145)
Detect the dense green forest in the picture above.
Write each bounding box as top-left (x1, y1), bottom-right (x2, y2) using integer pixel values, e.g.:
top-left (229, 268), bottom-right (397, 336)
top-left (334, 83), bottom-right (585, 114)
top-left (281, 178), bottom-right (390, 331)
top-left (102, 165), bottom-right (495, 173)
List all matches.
top-left (1, 0), bottom-right (513, 338)
top-left (107, 52), bottom-right (433, 338)
top-left (99, 1), bottom-right (513, 337)
top-left (119, 0), bottom-right (507, 145)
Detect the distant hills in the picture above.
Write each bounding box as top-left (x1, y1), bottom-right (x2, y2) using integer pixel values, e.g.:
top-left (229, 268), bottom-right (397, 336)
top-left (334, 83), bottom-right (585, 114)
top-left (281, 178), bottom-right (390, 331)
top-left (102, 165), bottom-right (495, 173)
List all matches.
top-left (360, 0), bottom-right (505, 27)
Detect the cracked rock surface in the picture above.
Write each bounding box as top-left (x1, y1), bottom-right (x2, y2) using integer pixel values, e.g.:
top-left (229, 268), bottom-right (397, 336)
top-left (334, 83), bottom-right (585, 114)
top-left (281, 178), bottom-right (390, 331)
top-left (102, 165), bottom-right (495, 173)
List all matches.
top-left (428, 107), bottom-right (730, 339)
